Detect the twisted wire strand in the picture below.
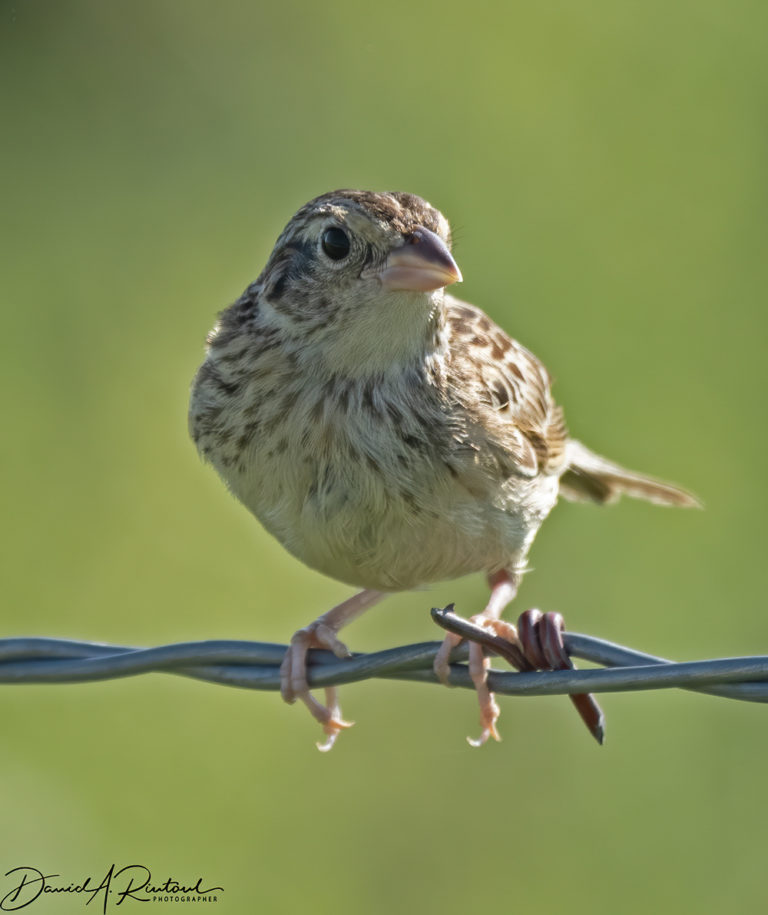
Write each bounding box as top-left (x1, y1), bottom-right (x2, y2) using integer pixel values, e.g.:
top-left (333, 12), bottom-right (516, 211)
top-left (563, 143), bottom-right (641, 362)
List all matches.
top-left (1, 632), bottom-right (767, 703)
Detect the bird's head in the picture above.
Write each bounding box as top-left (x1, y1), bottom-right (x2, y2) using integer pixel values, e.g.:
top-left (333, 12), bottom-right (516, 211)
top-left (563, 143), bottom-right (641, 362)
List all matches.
top-left (255, 190), bottom-right (462, 374)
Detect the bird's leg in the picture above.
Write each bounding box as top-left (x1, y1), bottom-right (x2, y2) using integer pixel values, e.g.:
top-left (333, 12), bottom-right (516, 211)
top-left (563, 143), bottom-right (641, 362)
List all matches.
top-left (433, 569), bottom-right (521, 746)
top-left (280, 588), bottom-right (386, 751)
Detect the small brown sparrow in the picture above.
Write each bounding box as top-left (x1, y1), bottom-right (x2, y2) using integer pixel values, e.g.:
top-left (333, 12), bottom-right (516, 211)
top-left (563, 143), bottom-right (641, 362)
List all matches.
top-left (189, 190), bottom-right (698, 749)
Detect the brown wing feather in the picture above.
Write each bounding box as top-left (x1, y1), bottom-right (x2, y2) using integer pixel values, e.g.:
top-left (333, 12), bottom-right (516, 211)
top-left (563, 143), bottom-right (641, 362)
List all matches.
top-left (445, 297), bottom-right (568, 479)
top-left (443, 298), bottom-right (698, 509)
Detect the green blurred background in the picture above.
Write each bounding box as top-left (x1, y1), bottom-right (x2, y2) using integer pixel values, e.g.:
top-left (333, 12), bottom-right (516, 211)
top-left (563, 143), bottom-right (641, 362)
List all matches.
top-left (2, 1), bottom-right (767, 911)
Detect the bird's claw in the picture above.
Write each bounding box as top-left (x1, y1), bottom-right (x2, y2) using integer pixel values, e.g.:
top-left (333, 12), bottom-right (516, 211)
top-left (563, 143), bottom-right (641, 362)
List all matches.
top-left (314, 690), bottom-right (354, 752)
top-left (466, 686), bottom-right (501, 747)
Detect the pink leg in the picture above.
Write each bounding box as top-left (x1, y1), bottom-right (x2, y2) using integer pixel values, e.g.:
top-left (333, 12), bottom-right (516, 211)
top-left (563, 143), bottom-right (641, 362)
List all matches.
top-left (433, 569), bottom-right (521, 746)
top-left (280, 589), bottom-right (386, 751)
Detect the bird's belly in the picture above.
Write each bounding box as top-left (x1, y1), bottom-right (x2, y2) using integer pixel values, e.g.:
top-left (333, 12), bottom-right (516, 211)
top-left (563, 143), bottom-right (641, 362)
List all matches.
top-left (299, 499), bottom-right (529, 590)
top-left (230, 442), bottom-right (557, 591)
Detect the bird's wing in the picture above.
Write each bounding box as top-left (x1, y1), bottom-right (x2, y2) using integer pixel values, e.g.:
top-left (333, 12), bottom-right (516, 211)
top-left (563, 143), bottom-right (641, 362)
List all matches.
top-left (444, 296), bottom-right (568, 480)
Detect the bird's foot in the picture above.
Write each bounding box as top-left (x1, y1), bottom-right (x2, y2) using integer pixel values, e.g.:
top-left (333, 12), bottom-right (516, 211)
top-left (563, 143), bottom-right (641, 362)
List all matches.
top-left (280, 621), bottom-right (354, 752)
top-left (464, 616), bottom-right (522, 747)
top-left (432, 605), bottom-right (605, 746)
top-left (434, 609), bottom-right (524, 746)
top-left (279, 589), bottom-right (385, 751)
top-left (433, 569), bottom-right (521, 746)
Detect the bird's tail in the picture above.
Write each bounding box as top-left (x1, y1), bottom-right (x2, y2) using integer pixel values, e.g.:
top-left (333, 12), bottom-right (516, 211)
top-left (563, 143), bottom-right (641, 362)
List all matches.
top-left (559, 440), bottom-right (700, 508)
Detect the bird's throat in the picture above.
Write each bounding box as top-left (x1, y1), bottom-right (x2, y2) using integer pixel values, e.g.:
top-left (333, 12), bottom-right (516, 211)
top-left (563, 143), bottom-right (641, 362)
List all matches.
top-left (317, 291), bottom-right (447, 378)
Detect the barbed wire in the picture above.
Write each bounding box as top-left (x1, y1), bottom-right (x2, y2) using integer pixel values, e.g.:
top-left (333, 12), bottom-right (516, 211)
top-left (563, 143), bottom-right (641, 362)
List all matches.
top-left (1, 613), bottom-right (767, 703)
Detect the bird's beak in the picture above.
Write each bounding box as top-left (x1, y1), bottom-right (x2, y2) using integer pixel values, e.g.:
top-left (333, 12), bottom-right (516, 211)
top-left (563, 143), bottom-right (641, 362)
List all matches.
top-left (378, 227), bottom-right (462, 292)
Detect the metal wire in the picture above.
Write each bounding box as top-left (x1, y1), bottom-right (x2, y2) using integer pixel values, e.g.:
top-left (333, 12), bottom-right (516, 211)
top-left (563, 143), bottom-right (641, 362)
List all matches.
top-left (1, 628), bottom-right (768, 703)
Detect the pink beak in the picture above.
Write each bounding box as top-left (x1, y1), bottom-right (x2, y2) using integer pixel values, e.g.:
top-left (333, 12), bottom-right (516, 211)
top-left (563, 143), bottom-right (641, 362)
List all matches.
top-left (378, 227), bottom-right (462, 292)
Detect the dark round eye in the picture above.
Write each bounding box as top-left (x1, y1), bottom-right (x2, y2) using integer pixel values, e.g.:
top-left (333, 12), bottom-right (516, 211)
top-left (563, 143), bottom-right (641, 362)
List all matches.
top-left (321, 227), bottom-right (350, 261)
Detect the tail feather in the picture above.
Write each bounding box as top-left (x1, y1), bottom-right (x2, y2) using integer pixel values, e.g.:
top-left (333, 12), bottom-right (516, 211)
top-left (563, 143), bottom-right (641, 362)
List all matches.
top-left (559, 440), bottom-right (701, 508)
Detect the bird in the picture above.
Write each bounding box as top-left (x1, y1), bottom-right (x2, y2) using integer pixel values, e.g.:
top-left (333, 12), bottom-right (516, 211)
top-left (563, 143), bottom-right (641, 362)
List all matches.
top-left (189, 189), bottom-right (698, 750)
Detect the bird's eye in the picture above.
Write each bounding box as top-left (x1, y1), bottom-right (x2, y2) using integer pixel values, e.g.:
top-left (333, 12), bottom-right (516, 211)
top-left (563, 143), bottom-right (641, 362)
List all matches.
top-left (321, 227), bottom-right (350, 261)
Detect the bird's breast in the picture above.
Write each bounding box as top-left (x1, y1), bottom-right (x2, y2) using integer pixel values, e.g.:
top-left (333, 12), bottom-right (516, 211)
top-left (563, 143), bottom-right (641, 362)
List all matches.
top-left (212, 373), bottom-right (554, 590)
